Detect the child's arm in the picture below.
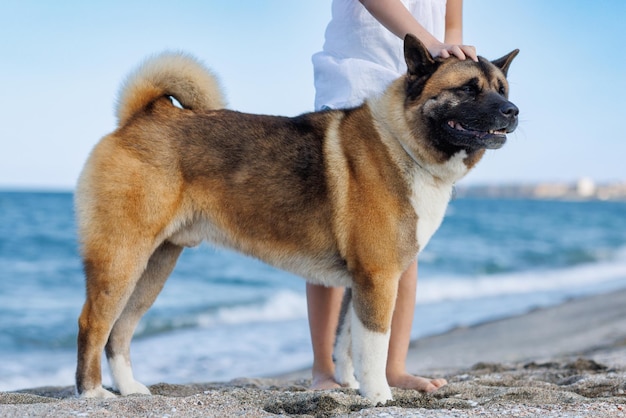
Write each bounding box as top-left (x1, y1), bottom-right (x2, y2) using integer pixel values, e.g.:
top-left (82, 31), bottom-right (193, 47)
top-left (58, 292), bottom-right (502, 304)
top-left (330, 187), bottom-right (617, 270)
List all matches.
top-left (359, 0), bottom-right (477, 61)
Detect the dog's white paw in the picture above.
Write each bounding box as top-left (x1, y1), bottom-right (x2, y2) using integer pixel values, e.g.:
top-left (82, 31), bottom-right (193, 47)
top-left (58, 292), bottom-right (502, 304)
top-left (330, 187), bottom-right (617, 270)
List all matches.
top-left (117, 380), bottom-right (151, 396)
top-left (79, 386), bottom-right (117, 399)
top-left (108, 355), bottom-right (151, 396)
top-left (360, 384), bottom-right (393, 405)
top-left (335, 368), bottom-right (359, 389)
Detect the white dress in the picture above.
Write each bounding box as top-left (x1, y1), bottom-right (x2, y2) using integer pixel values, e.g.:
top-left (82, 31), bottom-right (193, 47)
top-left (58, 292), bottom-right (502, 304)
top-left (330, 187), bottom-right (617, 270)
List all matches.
top-left (312, 0), bottom-right (447, 110)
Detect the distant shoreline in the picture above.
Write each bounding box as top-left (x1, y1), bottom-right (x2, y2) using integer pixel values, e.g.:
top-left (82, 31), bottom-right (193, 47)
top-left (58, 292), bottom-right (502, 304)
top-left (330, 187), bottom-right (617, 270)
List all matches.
top-left (455, 179), bottom-right (626, 201)
top-left (3, 182), bottom-right (626, 201)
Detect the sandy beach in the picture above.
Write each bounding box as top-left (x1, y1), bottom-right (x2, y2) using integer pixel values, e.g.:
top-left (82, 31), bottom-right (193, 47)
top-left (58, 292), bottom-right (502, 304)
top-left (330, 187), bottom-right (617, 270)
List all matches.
top-left (2, 289), bottom-right (626, 417)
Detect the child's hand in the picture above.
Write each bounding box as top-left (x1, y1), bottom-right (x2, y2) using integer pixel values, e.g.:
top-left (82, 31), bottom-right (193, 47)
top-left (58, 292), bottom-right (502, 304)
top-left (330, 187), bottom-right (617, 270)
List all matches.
top-left (430, 43), bottom-right (478, 61)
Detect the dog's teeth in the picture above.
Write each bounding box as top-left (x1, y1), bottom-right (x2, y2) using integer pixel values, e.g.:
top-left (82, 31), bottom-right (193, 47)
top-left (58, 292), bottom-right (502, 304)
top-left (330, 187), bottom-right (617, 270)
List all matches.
top-left (448, 120), bottom-right (466, 131)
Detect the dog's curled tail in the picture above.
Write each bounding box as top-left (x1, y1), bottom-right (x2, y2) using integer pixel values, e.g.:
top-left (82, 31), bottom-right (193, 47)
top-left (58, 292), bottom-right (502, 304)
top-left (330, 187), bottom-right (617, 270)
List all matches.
top-left (116, 51), bottom-right (226, 126)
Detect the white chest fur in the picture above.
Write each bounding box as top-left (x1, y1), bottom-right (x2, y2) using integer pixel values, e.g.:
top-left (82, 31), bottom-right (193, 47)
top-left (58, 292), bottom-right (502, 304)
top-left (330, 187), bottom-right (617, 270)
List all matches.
top-left (411, 176), bottom-right (452, 252)
top-left (411, 151), bottom-right (468, 252)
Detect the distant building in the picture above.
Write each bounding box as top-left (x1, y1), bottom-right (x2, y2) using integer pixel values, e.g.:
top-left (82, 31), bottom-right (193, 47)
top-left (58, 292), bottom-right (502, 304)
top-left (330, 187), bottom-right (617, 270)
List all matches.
top-left (533, 183), bottom-right (570, 199)
top-left (576, 177), bottom-right (596, 197)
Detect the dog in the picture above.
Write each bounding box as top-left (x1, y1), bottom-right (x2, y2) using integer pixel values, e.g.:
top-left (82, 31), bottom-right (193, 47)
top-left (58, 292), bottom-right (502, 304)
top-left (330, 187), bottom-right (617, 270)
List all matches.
top-left (75, 34), bottom-right (518, 404)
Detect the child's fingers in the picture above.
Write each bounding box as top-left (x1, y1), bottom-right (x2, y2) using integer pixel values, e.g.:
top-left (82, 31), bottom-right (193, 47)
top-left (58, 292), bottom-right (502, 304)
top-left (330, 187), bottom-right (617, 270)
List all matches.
top-left (449, 45), bottom-right (467, 60)
top-left (461, 45), bottom-right (478, 62)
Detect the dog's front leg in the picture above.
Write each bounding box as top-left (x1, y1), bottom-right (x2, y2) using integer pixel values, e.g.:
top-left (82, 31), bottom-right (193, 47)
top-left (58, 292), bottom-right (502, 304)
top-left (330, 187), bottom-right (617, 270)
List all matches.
top-left (350, 276), bottom-right (399, 404)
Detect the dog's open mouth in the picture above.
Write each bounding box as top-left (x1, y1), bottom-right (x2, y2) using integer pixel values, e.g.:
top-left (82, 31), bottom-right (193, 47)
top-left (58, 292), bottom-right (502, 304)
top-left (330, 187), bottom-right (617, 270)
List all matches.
top-left (445, 120), bottom-right (508, 149)
top-left (446, 120), bottom-right (507, 138)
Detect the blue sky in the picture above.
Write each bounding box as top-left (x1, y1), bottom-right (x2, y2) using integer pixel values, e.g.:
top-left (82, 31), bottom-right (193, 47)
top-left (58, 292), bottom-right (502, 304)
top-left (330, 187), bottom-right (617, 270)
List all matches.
top-left (1, 1), bottom-right (624, 190)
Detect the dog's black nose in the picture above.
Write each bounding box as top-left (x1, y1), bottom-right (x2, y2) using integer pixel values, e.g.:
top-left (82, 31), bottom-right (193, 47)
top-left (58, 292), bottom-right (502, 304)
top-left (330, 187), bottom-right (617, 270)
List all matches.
top-left (500, 102), bottom-right (519, 118)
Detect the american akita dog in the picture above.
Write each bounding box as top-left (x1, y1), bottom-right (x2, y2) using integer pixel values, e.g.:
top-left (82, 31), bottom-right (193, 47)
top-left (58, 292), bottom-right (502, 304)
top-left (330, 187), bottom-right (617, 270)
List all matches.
top-left (75, 35), bottom-right (519, 404)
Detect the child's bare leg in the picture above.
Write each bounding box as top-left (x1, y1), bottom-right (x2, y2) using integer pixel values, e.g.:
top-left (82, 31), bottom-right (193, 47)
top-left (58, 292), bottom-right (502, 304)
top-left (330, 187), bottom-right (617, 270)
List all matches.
top-left (307, 283), bottom-right (344, 389)
top-left (386, 259), bottom-right (447, 392)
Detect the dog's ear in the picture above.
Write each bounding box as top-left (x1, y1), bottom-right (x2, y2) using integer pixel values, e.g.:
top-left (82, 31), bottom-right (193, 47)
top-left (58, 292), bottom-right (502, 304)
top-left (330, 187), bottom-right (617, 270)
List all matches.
top-left (491, 49), bottom-right (520, 77)
top-left (404, 34), bottom-right (437, 78)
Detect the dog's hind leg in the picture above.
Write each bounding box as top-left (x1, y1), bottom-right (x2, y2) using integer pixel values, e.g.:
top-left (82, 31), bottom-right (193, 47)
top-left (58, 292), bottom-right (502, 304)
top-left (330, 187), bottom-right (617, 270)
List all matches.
top-left (334, 288), bottom-right (359, 389)
top-left (76, 237), bottom-right (158, 398)
top-left (105, 241), bottom-right (183, 396)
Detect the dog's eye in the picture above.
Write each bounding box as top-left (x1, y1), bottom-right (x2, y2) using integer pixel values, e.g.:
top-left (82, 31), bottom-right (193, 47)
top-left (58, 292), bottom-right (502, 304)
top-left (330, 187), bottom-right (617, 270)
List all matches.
top-left (458, 78), bottom-right (479, 96)
top-left (498, 82), bottom-right (507, 96)
top-left (458, 84), bottom-right (477, 96)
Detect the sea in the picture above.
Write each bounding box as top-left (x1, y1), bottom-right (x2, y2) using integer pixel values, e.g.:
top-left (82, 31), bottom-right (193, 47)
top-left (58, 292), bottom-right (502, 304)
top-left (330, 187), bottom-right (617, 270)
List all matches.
top-left (1, 191), bottom-right (626, 392)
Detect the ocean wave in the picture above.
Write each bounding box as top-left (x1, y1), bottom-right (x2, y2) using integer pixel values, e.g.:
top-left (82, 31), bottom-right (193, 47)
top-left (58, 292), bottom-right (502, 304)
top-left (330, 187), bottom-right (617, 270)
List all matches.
top-left (197, 290), bottom-right (308, 326)
top-left (135, 253), bottom-right (626, 338)
top-left (418, 258), bottom-right (626, 304)
top-left (135, 291), bottom-right (308, 338)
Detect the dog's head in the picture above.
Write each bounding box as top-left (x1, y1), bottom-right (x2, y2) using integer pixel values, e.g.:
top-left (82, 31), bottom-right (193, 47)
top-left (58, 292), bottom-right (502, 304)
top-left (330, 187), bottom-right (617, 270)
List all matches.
top-left (403, 34), bottom-right (519, 157)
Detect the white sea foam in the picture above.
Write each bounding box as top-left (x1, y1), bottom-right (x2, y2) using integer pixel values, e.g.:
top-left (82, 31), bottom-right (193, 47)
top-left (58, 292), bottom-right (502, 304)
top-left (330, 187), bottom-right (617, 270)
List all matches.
top-left (0, 351), bottom-right (76, 392)
top-left (197, 291), bottom-right (308, 327)
top-left (417, 259), bottom-right (626, 304)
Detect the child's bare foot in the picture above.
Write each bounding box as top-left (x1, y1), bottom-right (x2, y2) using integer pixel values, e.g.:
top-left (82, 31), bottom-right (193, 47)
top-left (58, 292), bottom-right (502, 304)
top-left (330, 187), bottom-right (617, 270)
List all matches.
top-left (387, 372), bottom-right (447, 393)
top-left (310, 371), bottom-right (342, 390)
top-left (309, 368), bottom-right (341, 390)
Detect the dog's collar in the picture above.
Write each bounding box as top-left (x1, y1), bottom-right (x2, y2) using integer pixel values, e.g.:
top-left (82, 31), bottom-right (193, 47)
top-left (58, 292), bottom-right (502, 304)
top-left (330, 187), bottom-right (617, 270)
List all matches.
top-left (395, 136), bottom-right (426, 171)
top-left (394, 136), bottom-right (451, 184)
